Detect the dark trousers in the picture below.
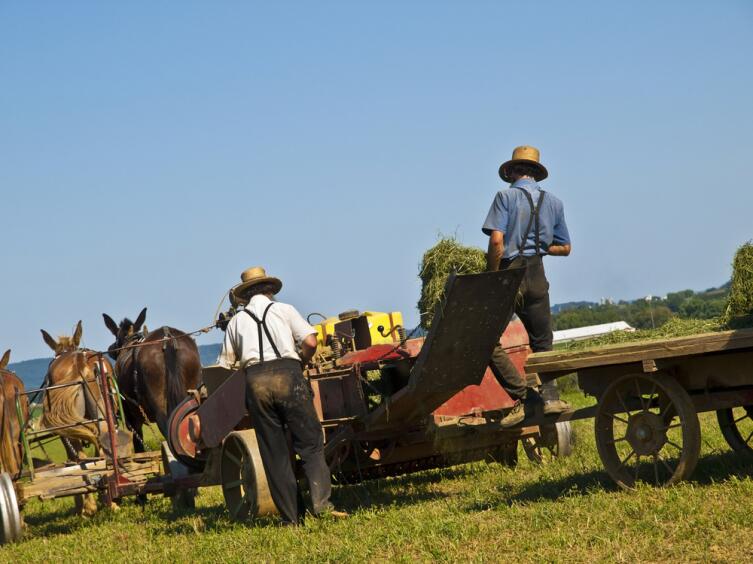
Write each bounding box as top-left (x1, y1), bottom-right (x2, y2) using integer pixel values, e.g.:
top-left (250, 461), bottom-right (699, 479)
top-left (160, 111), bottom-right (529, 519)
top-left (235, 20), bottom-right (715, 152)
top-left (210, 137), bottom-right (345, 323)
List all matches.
top-left (489, 255), bottom-right (562, 402)
top-left (244, 359), bottom-right (332, 524)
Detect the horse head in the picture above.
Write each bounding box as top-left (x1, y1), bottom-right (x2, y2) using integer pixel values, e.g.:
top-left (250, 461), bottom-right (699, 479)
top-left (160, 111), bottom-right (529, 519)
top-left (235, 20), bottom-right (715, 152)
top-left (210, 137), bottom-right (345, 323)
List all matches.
top-left (102, 308), bottom-right (147, 360)
top-left (40, 320), bottom-right (83, 357)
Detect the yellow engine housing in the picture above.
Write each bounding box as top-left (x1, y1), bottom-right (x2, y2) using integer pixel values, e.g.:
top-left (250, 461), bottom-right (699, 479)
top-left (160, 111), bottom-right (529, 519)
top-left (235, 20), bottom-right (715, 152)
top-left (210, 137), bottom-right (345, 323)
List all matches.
top-left (315, 310), bottom-right (404, 351)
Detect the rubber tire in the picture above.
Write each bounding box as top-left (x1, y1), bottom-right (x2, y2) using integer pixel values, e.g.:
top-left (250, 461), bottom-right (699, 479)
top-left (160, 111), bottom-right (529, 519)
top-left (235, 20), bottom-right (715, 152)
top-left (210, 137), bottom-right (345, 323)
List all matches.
top-left (0, 473), bottom-right (21, 544)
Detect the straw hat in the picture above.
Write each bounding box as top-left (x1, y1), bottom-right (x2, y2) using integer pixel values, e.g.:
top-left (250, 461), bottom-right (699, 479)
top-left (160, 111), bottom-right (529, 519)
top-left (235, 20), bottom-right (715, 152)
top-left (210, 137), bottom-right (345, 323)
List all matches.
top-left (230, 266), bottom-right (282, 304)
top-left (498, 145), bottom-right (548, 183)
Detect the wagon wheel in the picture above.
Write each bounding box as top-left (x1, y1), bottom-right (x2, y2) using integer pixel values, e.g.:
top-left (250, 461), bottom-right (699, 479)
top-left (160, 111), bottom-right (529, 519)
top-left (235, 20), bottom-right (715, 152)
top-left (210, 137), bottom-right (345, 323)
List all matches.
top-left (716, 406), bottom-right (753, 456)
top-left (0, 473), bottom-right (22, 545)
top-left (221, 430), bottom-right (277, 521)
top-left (595, 373), bottom-right (700, 489)
top-left (166, 396), bottom-right (207, 471)
top-left (523, 421), bottom-right (574, 464)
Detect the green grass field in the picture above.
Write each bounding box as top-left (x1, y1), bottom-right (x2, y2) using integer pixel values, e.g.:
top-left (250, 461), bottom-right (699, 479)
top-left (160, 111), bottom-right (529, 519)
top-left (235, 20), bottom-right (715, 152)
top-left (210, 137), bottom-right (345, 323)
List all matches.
top-left (4, 391), bottom-right (753, 563)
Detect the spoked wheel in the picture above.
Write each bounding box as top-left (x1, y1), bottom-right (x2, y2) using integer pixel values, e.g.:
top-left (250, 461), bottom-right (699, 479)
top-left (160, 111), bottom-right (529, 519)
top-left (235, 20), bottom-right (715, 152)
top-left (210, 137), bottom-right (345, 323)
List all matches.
top-left (523, 421), bottom-right (574, 464)
top-left (167, 396), bottom-right (207, 471)
top-left (717, 406), bottom-right (753, 456)
top-left (0, 473), bottom-right (22, 545)
top-left (595, 373), bottom-right (700, 489)
top-left (221, 430), bottom-right (277, 521)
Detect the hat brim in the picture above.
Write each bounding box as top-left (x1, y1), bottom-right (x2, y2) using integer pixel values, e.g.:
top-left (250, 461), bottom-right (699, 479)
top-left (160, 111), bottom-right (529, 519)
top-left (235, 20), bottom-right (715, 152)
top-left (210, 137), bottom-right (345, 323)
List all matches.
top-left (230, 277), bottom-right (282, 305)
top-left (498, 159), bottom-right (548, 183)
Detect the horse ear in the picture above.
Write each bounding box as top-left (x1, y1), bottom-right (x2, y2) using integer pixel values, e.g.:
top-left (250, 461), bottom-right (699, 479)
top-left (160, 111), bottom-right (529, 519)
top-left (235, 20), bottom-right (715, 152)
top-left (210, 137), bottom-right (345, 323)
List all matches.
top-left (0, 349), bottom-right (9, 370)
top-left (103, 314), bottom-right (119, 336)
top-left (72, 320), bottom-right (83, 348)
top-left (142, 324), bottom-right (149, 336)
top-left (134, 308), bottom-right (147, 333)
top-left (41, 329), bottom-right (58, 352)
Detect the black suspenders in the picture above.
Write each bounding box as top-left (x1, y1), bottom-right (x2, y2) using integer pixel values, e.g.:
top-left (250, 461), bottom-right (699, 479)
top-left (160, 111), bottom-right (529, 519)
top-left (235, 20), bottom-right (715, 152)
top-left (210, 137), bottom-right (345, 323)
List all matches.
top-left (515, 187), bottom-right (546, 257)
top-left (242, 303), bottom-right (282, 363)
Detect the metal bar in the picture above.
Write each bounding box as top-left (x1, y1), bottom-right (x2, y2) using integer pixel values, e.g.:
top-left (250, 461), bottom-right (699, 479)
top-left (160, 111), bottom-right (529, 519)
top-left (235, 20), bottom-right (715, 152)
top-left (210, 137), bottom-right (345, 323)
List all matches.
top-left (690, 387), bottom-right (753, 413)
top-left (97, 353), bottom-right (121, 503)
top-left (108, 370), bottom-right (127, 428)
top-left (21, 378), bottom-right (99, 395)
top-left (27, 418), bottom-right (105, 436)
top-left (15, 389), bottom-right (34, 480)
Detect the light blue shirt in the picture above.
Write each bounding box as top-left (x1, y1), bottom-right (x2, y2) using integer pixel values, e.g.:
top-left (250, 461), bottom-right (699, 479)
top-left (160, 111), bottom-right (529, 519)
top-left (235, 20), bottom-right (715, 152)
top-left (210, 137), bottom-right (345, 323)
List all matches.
top-left (482, 178), bottom-right (571, 260)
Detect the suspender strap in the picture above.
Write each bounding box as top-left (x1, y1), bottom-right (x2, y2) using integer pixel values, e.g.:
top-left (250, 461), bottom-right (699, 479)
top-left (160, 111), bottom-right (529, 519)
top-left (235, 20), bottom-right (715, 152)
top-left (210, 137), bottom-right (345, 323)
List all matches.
top-left (515, 187), bottom-right (546, 256)
top-left (242, 303), bottom-right (282, 363)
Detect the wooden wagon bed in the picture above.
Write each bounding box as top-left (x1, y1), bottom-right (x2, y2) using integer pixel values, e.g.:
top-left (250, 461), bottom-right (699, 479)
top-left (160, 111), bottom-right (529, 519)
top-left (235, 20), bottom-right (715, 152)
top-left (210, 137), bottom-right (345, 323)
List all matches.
top-left (526, 328), bottom-right (753, 378)
top-left (519, 327), bottom-right (753, 489)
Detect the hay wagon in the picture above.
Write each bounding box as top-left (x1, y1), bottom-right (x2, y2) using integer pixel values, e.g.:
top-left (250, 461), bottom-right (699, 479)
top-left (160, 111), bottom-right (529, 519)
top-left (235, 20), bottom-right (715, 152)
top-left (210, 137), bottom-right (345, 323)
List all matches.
top-left (524, 328), bottom-right (753, 488)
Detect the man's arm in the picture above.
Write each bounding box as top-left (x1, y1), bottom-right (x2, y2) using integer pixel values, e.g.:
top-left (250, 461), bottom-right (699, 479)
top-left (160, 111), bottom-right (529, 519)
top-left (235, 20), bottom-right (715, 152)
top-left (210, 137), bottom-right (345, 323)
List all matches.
top-left (547, 243), bottom-right (571, 256)
top-left (217, 323), bottom-right (238, 369)
top-left (300, 334), bottom-right (318, 364)
top-left (487, 230), bottom-right (504, 271)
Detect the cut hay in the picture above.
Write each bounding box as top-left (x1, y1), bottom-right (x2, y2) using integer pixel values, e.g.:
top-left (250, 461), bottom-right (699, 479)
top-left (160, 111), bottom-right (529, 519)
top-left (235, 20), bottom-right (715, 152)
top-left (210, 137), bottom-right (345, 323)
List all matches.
top-left (725, 241), bottom-right (753, 327)
top-left (418, 237), bottom-right (486, 329)
top-left (559, 316), bottom-right (725, 352)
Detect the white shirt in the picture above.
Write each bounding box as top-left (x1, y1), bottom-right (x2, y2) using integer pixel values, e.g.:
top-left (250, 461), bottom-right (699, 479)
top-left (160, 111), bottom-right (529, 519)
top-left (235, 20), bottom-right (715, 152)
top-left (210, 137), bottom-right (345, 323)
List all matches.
top-left (218, 294), bottom-right (316, 369)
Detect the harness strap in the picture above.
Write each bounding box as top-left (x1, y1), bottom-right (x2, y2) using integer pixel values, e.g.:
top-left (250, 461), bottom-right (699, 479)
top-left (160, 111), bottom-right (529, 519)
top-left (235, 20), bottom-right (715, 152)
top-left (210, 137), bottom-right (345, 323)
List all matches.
top-left (242, 303), bottom-right (282, 363)
top-left (515, 187), bottom-right (546, 256)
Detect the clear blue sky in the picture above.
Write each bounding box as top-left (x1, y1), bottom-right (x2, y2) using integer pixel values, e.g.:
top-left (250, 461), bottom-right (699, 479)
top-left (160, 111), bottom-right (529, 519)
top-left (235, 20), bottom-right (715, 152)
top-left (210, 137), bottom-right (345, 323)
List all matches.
top-left (2, 1), bottom-right (752, 361)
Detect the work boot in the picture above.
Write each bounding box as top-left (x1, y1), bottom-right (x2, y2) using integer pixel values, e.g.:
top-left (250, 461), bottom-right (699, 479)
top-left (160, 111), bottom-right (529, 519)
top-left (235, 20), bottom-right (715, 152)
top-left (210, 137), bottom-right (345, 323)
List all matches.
top-left (500, 400), bottom-right (525, 428)
top-left (543, 398), bottom-right (572, 415)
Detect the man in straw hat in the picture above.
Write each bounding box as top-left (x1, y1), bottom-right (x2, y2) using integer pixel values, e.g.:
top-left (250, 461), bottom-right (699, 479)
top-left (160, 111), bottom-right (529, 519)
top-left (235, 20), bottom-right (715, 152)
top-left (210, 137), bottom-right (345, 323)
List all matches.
top-left (482, 145), bottom-right (572, 427)
top-left (219, 266), bottom-right (347, 524)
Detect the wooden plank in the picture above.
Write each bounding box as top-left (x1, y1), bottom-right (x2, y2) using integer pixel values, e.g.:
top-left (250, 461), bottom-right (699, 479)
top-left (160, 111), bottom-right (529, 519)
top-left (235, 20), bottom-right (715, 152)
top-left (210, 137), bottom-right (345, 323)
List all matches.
top-left (526, 329), bottom-right (753, 374)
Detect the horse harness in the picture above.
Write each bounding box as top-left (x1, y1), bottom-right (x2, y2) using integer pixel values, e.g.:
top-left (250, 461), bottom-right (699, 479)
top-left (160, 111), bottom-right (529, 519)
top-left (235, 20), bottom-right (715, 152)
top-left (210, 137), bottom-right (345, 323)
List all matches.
top-left (120, 327), bottom-right (178, 423)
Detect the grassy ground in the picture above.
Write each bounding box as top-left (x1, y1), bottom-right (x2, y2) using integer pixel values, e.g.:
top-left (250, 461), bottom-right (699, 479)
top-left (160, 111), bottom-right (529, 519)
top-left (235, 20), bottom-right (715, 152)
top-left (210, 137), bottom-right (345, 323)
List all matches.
top-left (4, 391), bottom-right (753, 563)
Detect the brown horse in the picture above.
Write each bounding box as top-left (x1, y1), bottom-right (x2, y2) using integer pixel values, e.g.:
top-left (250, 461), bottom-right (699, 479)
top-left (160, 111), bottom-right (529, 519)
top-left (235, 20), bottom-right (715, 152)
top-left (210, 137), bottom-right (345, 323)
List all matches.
top-left (41, 321), bottom-right (117, 515)
top-left (0, 350), bottom-right (29, 479)
top-left (102, 308), bottom-right (201, 451)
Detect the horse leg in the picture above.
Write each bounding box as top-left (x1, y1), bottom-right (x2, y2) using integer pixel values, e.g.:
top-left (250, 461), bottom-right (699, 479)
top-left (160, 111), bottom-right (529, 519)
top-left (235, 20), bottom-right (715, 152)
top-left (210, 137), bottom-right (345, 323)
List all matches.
top-left (63, 438), bottom-right (97, 517)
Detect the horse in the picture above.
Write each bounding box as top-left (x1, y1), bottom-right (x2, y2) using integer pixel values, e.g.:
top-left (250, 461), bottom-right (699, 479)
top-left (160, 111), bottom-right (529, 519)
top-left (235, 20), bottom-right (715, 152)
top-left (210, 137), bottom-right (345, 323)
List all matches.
top-left (40, 321), bottom-right (118, 515)
top-left (102, 308), bottom-right (201, 451)
top-left (0, 349), bottom-right (29, 479)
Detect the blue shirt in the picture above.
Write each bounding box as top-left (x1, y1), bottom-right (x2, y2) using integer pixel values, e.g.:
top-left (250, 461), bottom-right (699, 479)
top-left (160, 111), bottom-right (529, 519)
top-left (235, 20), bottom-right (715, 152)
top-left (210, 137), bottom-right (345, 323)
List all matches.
top-left (482, 178), bottom-right (571, 259)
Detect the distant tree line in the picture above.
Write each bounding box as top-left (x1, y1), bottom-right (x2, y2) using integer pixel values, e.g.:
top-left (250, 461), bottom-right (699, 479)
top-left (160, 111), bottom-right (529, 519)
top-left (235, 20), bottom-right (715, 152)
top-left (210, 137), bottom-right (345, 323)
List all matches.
top-left (552, 284), bottom-right (729, 331)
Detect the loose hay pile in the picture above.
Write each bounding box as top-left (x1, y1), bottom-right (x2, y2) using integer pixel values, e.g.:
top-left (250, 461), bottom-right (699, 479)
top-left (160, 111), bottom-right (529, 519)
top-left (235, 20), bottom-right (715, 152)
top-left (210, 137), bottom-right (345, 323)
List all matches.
top-left (725, 241), bottom-right (753, 327)
top-left (418, 237), bottom-right (486, 329)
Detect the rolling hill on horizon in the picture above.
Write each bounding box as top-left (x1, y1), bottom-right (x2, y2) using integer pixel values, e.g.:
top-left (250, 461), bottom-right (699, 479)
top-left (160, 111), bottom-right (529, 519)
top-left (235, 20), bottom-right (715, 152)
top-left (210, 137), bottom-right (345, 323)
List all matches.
top-left (8, 343), bottom-right (222, 390)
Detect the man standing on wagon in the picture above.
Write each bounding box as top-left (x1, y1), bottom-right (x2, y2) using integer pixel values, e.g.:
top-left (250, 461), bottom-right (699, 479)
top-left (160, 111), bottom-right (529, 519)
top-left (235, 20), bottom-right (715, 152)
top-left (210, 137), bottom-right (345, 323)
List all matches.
top-left (482, 146), bottom-right (573, 427)
top-left (219, 266), bottom-right (347, 525)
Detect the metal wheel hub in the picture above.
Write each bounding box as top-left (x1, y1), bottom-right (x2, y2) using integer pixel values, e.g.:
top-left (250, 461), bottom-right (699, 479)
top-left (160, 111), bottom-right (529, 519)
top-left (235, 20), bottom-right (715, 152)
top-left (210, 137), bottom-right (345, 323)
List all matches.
top-left (626, 411), bottom-right (666, 456)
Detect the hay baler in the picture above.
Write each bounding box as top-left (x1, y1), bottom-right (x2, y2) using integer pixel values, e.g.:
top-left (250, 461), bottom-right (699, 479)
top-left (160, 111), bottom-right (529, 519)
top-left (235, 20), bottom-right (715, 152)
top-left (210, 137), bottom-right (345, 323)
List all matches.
top-left (166, 268), bottom-right (573, 519)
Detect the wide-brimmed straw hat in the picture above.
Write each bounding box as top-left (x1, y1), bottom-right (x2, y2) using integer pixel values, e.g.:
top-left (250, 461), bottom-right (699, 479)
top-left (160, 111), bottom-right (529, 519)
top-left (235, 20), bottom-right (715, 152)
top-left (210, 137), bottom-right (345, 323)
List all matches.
top-left (498, 145), bottom-right (548, 183)
top-left (230, 266), bottom-right (282, 304)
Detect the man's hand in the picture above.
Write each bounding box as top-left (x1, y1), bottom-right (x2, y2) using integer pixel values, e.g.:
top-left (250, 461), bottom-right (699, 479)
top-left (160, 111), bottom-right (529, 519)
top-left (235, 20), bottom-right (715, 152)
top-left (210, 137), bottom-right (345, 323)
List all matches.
top-left (300, 334), bottom-right (318, 364)
top-left (487, 231), bottom-right (504, 271)
top-left (547, 243), bottom-right (571, 256)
